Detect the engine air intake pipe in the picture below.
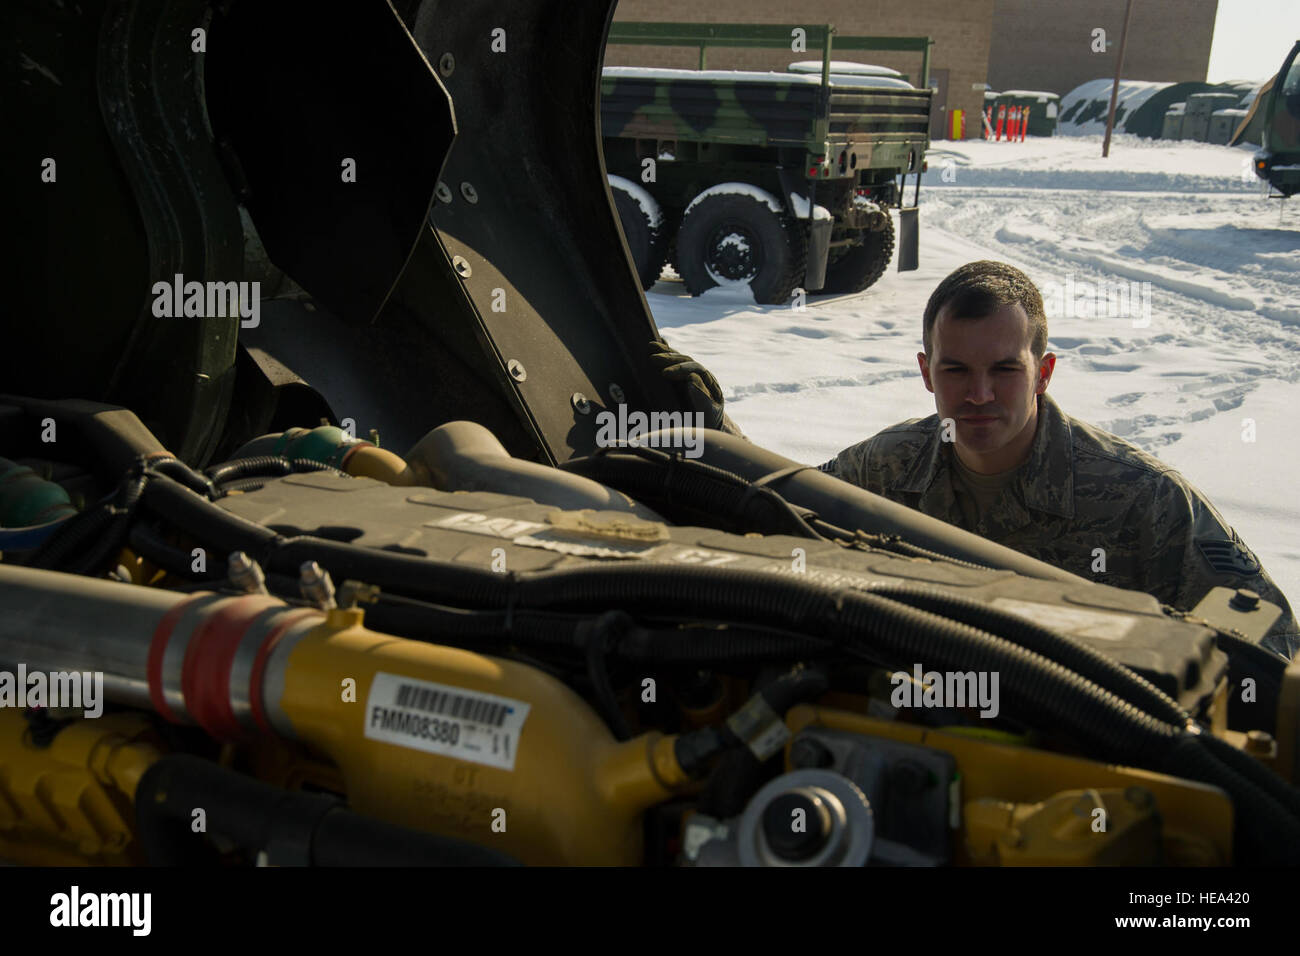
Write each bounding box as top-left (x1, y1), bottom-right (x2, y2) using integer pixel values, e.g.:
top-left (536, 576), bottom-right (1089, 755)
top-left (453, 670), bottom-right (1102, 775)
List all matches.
top-left (0, 564), bottom-right (691, 866)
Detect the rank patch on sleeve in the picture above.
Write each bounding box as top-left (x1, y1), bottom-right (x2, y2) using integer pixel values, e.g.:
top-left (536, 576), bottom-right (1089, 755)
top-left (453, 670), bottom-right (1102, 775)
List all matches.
top-left (1197, 536), bottom-right (1261, 576)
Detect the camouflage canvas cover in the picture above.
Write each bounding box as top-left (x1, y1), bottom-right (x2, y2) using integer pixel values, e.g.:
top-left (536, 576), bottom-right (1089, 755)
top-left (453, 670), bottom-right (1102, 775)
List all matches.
top-left (600, 67), bottom-right (931, 174)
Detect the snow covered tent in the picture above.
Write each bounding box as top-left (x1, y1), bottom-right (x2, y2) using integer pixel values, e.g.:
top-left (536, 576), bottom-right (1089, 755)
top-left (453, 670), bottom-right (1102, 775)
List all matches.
top-left (1058, 78), bottom-right (1258, 138)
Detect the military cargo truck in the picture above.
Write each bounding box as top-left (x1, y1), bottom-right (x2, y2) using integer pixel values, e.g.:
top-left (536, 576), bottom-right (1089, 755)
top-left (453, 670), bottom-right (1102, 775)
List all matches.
top-left (601, 23), bottom-right (933, 302)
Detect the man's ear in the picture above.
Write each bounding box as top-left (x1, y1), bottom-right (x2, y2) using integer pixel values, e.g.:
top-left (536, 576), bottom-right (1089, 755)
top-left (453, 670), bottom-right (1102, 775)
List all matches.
top-left (917, 351), bottom-right (934, 393)
top-left (1035, 353), bottom-right (1056, 394)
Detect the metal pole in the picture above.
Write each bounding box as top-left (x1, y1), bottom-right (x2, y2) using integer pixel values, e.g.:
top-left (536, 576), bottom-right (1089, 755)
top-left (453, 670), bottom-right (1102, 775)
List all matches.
top-left (1102, 0), bottom-right (1134, 158)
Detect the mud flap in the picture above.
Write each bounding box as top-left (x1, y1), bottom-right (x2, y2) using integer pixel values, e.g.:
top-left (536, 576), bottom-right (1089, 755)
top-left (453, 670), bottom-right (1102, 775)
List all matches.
top-left (803, 218), bottom-right (834, 291)
top-left (897, 206), bottom-right (920, 272)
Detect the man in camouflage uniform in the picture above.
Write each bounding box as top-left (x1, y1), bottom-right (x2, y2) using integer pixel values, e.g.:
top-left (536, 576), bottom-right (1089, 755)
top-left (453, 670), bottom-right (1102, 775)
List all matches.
top-left (652, 261), bottom-right (1299, 660)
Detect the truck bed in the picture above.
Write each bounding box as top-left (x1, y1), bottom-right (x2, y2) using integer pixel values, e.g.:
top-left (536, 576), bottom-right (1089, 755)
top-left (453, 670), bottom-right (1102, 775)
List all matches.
top-left (600, 66), bottom-right (932, 164)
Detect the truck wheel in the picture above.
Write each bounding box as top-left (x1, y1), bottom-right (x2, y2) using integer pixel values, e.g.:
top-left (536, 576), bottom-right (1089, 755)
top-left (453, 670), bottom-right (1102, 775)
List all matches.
top-left (608, 176), bottom-right (667, 291)
top-left (821, 212), bottom-right (895, 295)
top-left (674, 190), bottom-right (806, 304)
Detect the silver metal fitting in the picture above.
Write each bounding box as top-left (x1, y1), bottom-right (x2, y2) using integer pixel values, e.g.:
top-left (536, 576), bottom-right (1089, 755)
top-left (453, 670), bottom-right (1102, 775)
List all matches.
top-left (228, 551), bottom-right (269, 595)
top-left (299, 560), bottom-right (337, 610)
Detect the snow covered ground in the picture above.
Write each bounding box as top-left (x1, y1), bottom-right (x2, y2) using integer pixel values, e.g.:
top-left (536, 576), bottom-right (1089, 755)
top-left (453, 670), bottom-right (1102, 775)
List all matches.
top-left (645, 133), bottom-right (1300, 603)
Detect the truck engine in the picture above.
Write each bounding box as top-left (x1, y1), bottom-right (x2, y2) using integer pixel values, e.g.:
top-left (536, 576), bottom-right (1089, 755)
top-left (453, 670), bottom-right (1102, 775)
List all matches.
top-left (1, 0), bottom-right (1298, 875)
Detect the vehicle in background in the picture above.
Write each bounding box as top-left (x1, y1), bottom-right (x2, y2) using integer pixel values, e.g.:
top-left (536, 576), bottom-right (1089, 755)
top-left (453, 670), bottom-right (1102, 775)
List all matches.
top-left (601, 22), bottom-right (933, 302)
top-left (1252, 39), bottom-right (1300, 198)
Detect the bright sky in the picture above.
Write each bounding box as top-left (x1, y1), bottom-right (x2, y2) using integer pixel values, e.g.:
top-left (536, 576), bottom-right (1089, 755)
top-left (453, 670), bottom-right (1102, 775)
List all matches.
top-left (1206, 0), bottom-right (1300, 82)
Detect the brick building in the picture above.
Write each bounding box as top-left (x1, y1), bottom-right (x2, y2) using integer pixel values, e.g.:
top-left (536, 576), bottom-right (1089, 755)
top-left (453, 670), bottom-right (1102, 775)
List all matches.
top-left (607, 0), bottom-right (1219, 138)
top-left (607, 0), bottom-right (996, 139)
top-left (987, 0), bottom-right (1218, 97)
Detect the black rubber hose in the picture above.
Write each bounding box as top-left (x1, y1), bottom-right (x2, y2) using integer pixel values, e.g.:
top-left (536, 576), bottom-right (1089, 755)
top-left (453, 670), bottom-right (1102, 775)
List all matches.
top-left (580, 611), bottom-right (635, 741)
top-left (515, 562), bottom-right (842, 627)
top-left (365, 596), bottom-right (574, 644)
top-left (217, 477), bottom-right (272, 495)
top-left (69, 469), bottom-right (149, 575)
top-left (759, 661), bottom-right (831, 713)
top-left (135, 754), bottom-right (518, 866)
top-left (268, 536), bottom-right (506, 606)
top-left (562, 449), bottom-right (823, 539)
top-left (30, 465), bottom-right (155, 572)
top-left (698, 747), bottom-right (765, 818)
top-left (866, 582), bottom-right (1192, 728)
top-left (206, 455), bottom-right (293, 485)
top-left (1199, 729), bottom-right (1300, 821)
top-left (832, 590), bottom-right (1300, 864)
top-left (616, 624), bottom-right (832, 662)
top-left (139, 474), bottom-right (280, 558)
top-left (365, 596), bottom-right (831, 662)
top-left (150, 457), bottom-right (218, 499)
top-left (25, 498), bottom-right (116, 570)
top-left (1156, 732), bottom-right (1300, 865)
top-left (834, 589), bottom-right (1176, 761)
top-left (128, 522), bottom-right (228, 581)
top-left (686, 662), bottom-right (830, 797)
top-left (311, 806), bottom-right (521, 866)
top-left (206, 456), bottom-right (344, 487)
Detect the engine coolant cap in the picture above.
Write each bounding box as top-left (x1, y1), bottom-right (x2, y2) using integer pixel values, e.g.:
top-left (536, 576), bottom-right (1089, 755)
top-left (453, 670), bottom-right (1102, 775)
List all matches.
top-left (738, 769), bottom-right (874, 866)
top-left (763, 790), bottom-right (832, 861)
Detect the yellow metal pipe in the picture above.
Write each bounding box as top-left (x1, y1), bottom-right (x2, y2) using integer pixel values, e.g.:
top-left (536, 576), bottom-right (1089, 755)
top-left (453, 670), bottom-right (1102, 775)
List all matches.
top-left (271, 609), bottom-right (690, 865)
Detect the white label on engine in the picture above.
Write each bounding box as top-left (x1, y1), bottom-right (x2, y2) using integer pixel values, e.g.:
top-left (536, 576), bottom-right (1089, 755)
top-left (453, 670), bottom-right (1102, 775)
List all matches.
top-left (667, 547), bottom-right (742, 567)
top-left (429, 512), bottom-right (548, 539)
top-left (990, 598), bottom-right (1136, 641)
top-left (364, 672), bottom-right (531, 771)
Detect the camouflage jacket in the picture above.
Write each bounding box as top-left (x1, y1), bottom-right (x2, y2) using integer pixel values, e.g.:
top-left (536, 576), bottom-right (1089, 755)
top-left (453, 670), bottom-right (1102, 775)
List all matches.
top-left (818, 393), bottom-right (1299, 660)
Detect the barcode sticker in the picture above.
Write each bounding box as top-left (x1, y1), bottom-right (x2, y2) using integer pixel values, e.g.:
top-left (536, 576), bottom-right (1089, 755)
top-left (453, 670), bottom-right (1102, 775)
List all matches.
top-left (364, 672), bottom-right (531, 771)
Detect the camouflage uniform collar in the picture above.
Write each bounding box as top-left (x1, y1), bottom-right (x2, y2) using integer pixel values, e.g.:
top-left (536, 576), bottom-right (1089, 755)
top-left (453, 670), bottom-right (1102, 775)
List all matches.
top-left (891, 394), bottom-right (1075, 525)
top-left (1020, 393), bottom-right (1075, 519)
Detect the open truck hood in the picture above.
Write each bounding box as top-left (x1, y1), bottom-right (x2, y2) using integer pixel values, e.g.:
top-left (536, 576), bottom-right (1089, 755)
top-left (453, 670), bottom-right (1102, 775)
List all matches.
top-left (3, 0), bottom-right (679, 466)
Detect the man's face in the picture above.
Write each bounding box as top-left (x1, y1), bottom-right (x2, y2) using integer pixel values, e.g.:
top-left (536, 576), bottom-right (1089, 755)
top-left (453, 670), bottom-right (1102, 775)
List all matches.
top-left (917, 302), bottom-right (1055, 471)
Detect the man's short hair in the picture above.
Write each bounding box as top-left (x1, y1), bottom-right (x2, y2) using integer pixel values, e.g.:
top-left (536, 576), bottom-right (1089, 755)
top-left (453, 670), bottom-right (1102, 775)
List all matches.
top-left (922, 261), bottom-right (1048, 360)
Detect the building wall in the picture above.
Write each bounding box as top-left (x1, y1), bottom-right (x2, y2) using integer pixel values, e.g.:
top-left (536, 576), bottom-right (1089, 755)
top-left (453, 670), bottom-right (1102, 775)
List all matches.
top-left (987, 0), bottom-right (1219, 97)
top-left (608, 0), bottom-right (997, 138)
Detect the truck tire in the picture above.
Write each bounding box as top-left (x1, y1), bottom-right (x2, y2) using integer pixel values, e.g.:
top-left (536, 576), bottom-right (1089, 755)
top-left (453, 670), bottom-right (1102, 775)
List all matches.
top-left (674, 190), bottom-right (806, 304)
top-left (821, 212), bottom-right (895, 295)
top-left (608, 176), bottom-right (667, 291)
